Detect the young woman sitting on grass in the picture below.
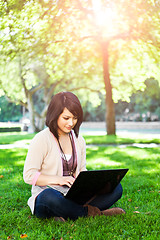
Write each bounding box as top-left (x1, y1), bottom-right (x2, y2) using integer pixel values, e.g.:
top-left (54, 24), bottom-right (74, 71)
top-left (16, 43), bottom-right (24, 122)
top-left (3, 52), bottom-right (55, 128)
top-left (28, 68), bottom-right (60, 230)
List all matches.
top-left (23, 92), bottom-right (125, 221)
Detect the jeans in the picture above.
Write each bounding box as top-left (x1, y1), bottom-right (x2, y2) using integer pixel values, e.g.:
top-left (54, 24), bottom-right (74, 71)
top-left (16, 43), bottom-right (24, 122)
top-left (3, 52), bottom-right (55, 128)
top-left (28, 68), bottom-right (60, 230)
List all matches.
top-left (34, 183), bottom-right (123, 220)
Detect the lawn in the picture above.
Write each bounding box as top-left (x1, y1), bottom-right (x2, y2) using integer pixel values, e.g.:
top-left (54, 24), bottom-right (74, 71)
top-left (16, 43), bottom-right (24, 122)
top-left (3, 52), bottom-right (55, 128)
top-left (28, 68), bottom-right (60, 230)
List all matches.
top-left (0, 132), bottom-right (160, 239)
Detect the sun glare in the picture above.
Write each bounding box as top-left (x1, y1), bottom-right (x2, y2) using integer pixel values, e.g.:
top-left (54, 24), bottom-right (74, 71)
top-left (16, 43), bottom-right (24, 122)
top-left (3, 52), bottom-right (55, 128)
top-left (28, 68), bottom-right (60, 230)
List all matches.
top-left (92, 0), bottom-right (119, 38)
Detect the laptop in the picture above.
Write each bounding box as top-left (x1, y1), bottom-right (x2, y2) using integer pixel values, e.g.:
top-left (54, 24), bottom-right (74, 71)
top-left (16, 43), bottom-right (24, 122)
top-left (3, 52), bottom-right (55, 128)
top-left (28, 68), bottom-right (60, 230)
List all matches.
top-left (65, 168), bottom-right (129, 205)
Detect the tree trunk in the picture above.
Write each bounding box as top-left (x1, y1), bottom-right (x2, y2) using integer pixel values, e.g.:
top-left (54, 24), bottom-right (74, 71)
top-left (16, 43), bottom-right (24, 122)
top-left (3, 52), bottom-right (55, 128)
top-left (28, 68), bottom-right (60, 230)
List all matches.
top-left (27, 94), bottom-right (37, 133)
top-left (101, 41), bottom-right (116, 135)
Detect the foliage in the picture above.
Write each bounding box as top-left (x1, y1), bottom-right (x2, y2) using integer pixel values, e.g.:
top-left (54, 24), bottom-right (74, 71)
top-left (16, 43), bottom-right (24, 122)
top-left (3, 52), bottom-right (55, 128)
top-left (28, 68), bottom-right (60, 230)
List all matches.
top-left (0, 0), bottom-right (160, 133)
top-left (0, 96), bottom-right (22, 122)
top-left (0, 133), bottom-right (160, 239)
top-left (115, 78), bottom-right (160, 121)
top-left (0, 127), bottom-right (21, 132)
top-left (0, 0), bottom-right (103, 132)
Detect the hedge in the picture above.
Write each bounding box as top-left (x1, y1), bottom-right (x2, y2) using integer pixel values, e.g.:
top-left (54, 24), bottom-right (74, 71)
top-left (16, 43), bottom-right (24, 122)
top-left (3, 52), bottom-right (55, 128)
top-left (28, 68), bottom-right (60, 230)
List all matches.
top-left (0, 127), bottom-right (21, 132)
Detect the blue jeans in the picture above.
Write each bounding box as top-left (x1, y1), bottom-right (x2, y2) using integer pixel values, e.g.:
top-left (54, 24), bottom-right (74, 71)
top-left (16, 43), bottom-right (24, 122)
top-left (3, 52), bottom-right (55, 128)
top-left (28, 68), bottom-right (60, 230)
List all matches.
top-left (34, 183), bottom-right (123, 220)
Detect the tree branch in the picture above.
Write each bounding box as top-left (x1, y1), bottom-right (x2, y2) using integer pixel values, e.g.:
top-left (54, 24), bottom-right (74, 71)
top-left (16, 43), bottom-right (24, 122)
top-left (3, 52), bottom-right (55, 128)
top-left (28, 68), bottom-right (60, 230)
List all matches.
top-left (72, 0), bottom-right (93, 15)
top-left (68, 86), bottom-right (101, 93)
top-left (30, 83), bottom-right (44, 95)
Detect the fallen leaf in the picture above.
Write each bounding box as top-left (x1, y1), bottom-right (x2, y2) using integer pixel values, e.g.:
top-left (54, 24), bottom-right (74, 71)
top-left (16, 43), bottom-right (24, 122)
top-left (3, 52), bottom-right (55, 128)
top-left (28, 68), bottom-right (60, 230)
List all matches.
top-left (0, 175), bottom-right (4, 178)
top-left (20, 234), bottom-right (28, 238)
top-left (135, 207), bottom-right (139, 209)
top-left (145, 211), bottom-right (151, 215)
top-left (128, 198), bottom-right (132, 202)
top-left (133, 211), bottom-right (140, 213)
top-left (137, 190), bottom-right (140, 192)
top-left (7, 236), bottom-right (12, 240)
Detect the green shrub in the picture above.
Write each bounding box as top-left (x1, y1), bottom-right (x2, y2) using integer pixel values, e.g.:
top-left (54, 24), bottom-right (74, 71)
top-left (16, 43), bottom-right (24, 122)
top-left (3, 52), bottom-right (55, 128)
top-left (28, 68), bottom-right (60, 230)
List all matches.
top-left (0, 127), bottom-right (21, 132)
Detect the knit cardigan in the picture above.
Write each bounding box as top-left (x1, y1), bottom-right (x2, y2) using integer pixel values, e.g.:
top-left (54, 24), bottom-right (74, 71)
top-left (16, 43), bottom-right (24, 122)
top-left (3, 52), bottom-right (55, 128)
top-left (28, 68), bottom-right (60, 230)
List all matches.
top-left (23, 127), bottom-right (87, 214)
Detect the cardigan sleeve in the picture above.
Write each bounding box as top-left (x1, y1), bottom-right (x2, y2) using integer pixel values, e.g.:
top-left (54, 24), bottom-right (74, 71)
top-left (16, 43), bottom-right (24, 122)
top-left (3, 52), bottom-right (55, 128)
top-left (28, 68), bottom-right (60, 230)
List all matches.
top-left (78, 135), bottom-right (87, 172)
top-left (23, 132), bottom-right (48, 185)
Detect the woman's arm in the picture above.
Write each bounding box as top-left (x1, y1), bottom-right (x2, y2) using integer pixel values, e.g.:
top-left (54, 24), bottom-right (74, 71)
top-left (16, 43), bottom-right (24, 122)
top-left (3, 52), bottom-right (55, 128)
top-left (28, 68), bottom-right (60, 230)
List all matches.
top-left (79, 135), bottom-right (87, 171)
top-left (35, 174), bottom-right (75, 188)
top-left (23, 131), bottom-right (75, 188)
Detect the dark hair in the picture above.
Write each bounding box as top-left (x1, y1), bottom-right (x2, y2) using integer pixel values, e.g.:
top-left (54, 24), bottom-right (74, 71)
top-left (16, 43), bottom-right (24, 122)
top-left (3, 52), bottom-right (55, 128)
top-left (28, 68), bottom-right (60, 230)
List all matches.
top-left (46, 92), bottom-right (83, 139)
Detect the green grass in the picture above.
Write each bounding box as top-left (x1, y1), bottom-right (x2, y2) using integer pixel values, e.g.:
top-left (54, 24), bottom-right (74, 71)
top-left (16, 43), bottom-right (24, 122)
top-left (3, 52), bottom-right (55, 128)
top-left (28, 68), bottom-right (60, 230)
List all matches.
top-left (83, 134), bottom-right (160, 145)
top-left (0, 132), bottom-right (35, 145)
top-left (0, 132), bottom-right (159, 145)
top-left (0, 133), bottom-right (160, 239)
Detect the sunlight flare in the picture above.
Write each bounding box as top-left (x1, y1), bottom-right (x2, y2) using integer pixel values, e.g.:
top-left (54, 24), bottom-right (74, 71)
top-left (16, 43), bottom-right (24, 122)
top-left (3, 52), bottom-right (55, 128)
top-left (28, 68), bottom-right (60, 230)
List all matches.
top-left (92, 0), bottom-right (119, 38)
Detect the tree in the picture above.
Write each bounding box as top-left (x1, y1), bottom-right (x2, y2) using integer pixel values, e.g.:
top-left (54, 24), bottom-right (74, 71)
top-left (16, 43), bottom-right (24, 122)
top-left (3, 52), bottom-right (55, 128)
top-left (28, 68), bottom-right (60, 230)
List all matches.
top-left (64, 0), bottom-right (160, 134)
top-left (0, 0), bottom-right (102, 132)
top-left (1, 0), bottom-right (160, 134)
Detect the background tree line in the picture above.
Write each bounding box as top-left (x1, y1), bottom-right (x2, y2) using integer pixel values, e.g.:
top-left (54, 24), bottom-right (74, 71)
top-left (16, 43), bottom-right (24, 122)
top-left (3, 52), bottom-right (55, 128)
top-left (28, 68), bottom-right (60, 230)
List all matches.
top-left (0, 0), bottom-right (160, 133)
top-left (1, 77), bottom-right (160, 123)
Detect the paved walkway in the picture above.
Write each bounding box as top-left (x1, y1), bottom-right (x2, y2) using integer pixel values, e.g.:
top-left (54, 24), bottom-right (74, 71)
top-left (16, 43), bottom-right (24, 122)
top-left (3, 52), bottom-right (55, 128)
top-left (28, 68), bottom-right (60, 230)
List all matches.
top-left (80, 121), bottom-right (160, 137)
top-left (0, 142), bottom-right (160, 149)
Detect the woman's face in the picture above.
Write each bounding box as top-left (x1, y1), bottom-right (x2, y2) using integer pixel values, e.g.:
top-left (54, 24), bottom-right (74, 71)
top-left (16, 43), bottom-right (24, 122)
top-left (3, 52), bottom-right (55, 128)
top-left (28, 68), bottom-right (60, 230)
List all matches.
top-left (57, 107), bottom-right (78, 135)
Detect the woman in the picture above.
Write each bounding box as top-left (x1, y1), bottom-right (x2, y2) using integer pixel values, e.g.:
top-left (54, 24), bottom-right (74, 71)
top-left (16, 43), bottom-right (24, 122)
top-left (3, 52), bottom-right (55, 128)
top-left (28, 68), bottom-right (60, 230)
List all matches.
top-left (23, 92), bottom-right (125, 221)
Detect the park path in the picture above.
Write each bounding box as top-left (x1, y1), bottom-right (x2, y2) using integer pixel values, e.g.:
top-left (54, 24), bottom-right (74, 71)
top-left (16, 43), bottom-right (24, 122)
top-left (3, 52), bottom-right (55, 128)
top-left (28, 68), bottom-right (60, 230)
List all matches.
top-left (0, 143), bottom-right (160, 149)
top-left (80, 121), bottom-right (160, 135)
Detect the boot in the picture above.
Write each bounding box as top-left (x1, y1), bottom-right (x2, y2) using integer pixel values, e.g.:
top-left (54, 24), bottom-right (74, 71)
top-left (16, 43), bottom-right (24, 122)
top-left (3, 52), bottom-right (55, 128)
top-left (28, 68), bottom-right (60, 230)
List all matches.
top-left (54, 216), bottom-right (66, 222)
top-left (86, 205), bottom-right (125, 217)
top-left (102, 207), bottom-right (126, 216)
top-left (86, 205), bottom-right (102, 217)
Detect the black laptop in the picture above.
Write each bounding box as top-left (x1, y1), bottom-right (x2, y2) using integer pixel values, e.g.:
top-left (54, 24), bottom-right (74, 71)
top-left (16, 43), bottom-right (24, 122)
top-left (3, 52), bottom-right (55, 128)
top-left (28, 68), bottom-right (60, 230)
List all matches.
top-left (65, 168), bottom-right (129, 205)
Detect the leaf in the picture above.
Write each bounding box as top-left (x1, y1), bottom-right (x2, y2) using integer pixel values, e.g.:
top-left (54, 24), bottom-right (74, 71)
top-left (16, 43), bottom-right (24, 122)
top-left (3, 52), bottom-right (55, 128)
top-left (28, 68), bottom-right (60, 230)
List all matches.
top-left (145, 211), bottom-right (151, 215)
top-left (0, 175), bottom-right (4, 178)
top-left (20, 234), bottom-right (28, 238)
top-left (133, 211), bottom-right (140, 213)
top-left (7, 236), bottom-right (12, 240)
top-left (128, 198), bottom-right (132, 202)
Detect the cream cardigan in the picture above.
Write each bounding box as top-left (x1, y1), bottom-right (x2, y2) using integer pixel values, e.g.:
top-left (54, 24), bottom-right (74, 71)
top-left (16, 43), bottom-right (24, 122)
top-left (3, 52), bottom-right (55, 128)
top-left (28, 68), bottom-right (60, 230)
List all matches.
top-left (23, 127), bottom-right (86, 214)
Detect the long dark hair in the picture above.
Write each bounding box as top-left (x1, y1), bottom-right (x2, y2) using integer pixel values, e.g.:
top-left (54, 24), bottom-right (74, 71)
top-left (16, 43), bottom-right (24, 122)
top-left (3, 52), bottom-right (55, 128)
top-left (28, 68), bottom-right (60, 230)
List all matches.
top-left (46, 92), bottom-right (83, 139)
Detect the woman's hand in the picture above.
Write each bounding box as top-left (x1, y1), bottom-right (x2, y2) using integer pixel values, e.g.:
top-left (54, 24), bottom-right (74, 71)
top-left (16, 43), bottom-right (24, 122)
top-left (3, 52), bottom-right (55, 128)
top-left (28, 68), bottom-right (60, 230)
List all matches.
top-left (57, 176), bottom-right (75, 188)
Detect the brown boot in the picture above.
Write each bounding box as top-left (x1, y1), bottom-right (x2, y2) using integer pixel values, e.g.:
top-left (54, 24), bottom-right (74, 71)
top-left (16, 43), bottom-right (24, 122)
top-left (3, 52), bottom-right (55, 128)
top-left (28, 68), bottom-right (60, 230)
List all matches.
top-left (54, 217), bottom-right (66, 222)
top-left (85, 205), bottom-right (102, 217)
top-left (102, 207), bottom-right (126, 216)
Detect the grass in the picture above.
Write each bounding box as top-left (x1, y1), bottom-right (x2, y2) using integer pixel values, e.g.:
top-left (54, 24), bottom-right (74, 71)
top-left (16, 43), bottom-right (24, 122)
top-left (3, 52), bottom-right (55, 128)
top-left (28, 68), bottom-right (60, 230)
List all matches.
top-left (0, 132), bottom-right (160, 239)
top-left (83, 134), bottom-right (160, 145)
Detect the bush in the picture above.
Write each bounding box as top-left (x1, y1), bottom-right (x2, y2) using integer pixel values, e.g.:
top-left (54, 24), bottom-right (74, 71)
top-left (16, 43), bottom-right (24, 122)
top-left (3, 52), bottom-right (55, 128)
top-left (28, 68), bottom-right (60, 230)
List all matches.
top-left (0, 127), bottom-right (21, 132)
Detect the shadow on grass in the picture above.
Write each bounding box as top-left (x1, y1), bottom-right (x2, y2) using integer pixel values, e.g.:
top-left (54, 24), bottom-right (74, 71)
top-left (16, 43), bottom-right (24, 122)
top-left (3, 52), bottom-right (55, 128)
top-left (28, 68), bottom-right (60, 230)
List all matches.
top-left (86, 146), bottom-right (160, 189)
top-left (0, 146), bottom-right (160, 239)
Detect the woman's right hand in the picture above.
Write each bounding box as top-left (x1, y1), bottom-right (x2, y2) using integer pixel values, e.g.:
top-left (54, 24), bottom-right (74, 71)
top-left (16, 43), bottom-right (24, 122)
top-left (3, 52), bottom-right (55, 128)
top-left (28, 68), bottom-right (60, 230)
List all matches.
top-left (56, 176), bottom-right (75, 188)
